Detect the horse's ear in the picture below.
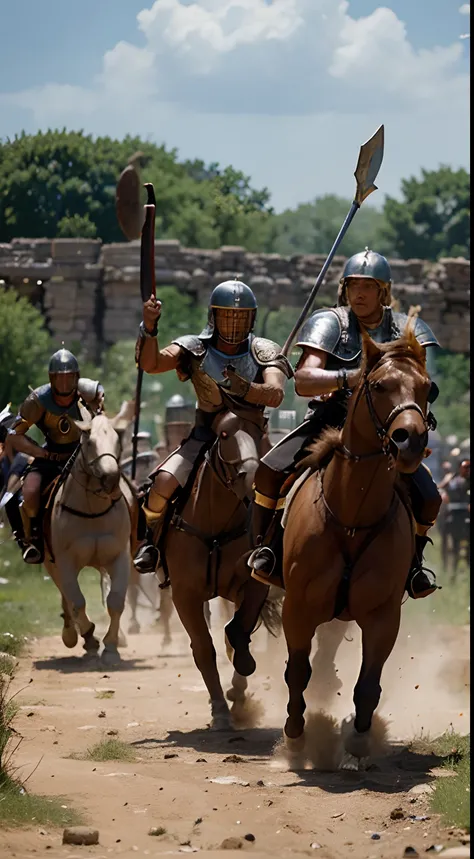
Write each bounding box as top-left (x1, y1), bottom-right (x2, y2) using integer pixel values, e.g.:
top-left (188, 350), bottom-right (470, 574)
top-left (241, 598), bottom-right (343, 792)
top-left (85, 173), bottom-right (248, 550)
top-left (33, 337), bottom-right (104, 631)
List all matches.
top-left (74, 419), bottom-right (92, 434)
top-left (361, 329), bottom-right (383, 370)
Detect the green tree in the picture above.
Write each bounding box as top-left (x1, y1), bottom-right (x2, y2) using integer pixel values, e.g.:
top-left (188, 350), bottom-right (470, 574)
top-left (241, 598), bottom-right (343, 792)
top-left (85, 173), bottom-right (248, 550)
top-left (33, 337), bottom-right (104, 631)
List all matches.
top-left (262, 194), bottom-right (393, 257)
top-left (0, 131), bottom-right (273, 249)
top-left (433, 351), bottom-right (470, 440)
top-left (0, 287), bottom-right (52, 410)
top-left (381, 166), bottom-right (470, 260)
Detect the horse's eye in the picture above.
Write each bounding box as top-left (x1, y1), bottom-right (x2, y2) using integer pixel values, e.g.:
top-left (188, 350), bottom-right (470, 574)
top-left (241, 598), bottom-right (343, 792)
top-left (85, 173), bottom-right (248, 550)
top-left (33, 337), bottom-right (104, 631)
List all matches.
top-left (371, 381), bottom-right (385, 393)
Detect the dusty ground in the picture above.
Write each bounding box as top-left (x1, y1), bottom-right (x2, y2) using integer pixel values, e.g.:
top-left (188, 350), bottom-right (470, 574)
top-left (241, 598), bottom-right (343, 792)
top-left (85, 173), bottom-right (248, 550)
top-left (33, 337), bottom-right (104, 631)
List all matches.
top-left (1, 598), bottom-right (470, 859)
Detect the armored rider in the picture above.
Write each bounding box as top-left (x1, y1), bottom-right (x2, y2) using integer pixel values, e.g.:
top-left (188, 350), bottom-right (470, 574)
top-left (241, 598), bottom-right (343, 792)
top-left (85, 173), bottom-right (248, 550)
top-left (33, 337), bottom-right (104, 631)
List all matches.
top-left (133, 280), bottom-right (293, 579)
top-left (7, 348), bottom-right (104, 564)
top-left (241, 250), bottom-right (442, 619)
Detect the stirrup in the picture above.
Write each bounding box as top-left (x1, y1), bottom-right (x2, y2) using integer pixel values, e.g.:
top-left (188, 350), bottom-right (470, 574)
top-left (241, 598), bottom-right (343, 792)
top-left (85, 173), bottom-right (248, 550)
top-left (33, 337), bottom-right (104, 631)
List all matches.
top-left (22, 543), bottom-right (43, 565)
top-left (248, 546), bottom-right (276, 577)
top-left (407, 565), bottom-right (440, 599)
top-left (133, 543), bottom-right (160, 574)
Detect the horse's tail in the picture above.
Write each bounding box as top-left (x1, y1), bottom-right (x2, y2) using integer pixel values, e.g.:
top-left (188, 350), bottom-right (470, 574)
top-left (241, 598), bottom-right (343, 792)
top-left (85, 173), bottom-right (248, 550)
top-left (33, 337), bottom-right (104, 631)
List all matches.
top-left (259, 585), bottom-right (283, 638)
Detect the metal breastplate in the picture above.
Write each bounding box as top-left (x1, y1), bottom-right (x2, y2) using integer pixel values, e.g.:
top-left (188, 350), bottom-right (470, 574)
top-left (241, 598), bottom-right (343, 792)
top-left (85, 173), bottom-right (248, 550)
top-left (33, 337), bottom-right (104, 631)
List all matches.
top-left (201, 345), bottom-right (261, 385)
top-left (188, 345), bottom-right (262, 412)
top-left (34, 387), bottom-right (83, 449)
top-left (447, 477), bottom-right (470, 509)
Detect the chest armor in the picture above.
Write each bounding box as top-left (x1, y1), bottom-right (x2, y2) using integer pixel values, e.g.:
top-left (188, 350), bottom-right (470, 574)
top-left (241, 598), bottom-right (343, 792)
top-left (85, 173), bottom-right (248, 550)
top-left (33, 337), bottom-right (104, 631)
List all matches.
top-left (184, 343), bottom-right (263, 412)
top-left (34, 385), bottom-right (83, 448)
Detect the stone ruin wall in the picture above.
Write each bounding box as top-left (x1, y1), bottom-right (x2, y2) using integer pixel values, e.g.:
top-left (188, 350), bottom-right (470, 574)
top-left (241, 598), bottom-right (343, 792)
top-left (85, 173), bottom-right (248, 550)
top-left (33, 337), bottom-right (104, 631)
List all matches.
top-left (0, 237), bottom-right (470, 362)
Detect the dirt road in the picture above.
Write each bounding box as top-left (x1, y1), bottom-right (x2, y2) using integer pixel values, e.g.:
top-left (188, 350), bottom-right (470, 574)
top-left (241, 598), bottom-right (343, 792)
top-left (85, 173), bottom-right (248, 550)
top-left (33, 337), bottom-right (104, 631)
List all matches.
top-left (1, 601), bottom-right (469, 859)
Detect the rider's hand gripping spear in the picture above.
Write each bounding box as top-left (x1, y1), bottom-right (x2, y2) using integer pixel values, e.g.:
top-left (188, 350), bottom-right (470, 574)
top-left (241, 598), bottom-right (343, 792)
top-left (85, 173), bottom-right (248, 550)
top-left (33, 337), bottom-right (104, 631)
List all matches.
top-left (281, 124), bottom-right (385, 357)
top-left (116, 163), bottom-right (157, 481)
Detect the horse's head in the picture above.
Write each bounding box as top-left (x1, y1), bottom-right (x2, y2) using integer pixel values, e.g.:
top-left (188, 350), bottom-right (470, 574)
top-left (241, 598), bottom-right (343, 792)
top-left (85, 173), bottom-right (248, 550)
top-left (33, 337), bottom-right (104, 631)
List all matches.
top-left (75, 413), bottom-right (122, 494)
top-left (211, 411), bottom-right (261, 503)
top-left (349, 316), bottom-right (434, 474)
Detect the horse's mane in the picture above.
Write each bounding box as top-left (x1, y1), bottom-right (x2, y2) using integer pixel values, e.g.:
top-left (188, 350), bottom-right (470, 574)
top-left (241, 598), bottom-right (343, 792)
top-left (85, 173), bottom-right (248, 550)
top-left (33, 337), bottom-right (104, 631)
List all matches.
top-left (297, 427), bottom-right (342, 474)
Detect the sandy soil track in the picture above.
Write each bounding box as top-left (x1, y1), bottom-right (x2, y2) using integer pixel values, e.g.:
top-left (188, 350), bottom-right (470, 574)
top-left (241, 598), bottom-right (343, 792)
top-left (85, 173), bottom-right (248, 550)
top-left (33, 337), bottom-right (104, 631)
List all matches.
top-left (1, 603), bottom-right (469, 859)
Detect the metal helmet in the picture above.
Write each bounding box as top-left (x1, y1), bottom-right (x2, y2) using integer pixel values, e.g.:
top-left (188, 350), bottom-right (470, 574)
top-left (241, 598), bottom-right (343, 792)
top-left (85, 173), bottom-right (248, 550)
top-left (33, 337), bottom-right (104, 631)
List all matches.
top-left (338, 248), bottom-right (392, 307)
top-left (164, 394), bottom-right (195, 426)
top-left (206, 280), bottom-right (257, 345)
top-left (48, 347), bottom-right (80, 397)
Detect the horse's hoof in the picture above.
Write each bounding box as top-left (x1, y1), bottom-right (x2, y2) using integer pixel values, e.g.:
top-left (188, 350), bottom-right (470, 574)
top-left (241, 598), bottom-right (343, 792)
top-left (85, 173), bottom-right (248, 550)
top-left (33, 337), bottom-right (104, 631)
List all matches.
top-left (127, 620), bottom-right (140, 636)
top-left (210, 706), bottom-right (233, 731)
top-left (101, 647), bottom-right (121, 667)
top-left (62, 626), bottom-right (78, 649)
top-left (82, 637), bottom-right (100, 653)
top-left (226, 687), bottom-right (245, 704)
top-left (162, 634), bottom-right (172, 647)
top-left (283, 729), bottom-right (305, 753)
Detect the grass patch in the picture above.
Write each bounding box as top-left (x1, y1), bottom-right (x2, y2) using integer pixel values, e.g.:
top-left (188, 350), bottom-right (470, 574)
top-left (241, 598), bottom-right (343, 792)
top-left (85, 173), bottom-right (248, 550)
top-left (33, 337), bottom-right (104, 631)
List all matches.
top-left (95, 690), bottom-right (115, 700)
top-left (427, 731), bottom-right (470, 832)
top-left (85, 738), bottom-right (136, 762)
top-left (0, 777), bottom-right (82, 828)
top-left (0, 537), bottom-right (105, 656)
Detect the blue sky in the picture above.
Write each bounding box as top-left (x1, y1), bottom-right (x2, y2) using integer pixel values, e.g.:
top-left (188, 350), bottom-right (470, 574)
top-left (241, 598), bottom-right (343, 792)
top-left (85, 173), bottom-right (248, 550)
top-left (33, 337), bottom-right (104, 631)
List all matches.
top-left (0, 0), bottom-right (469, 211)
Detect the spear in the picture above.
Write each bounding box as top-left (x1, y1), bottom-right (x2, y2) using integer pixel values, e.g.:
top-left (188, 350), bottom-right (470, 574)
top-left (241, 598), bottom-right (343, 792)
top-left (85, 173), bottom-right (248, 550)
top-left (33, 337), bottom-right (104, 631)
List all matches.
top-left (116, 164), bottom-right (156, 480)
top-left (281, 124), bottom-right (385, 357)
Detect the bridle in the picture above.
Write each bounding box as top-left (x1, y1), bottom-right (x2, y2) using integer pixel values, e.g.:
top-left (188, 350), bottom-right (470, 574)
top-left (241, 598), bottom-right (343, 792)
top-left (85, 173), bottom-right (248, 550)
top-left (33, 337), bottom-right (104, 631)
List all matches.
top-left (337, 360), bottom-right (436, 468)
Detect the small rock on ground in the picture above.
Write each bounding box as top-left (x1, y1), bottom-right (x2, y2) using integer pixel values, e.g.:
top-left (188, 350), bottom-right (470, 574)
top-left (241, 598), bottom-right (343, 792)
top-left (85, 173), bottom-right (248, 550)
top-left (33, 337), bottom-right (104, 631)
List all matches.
top-left (62, 827), bottom-right (99, 846)
top-left (439, 848), bottom-right (471, 858)
top-left (220, 836), bottom-right (244, 850)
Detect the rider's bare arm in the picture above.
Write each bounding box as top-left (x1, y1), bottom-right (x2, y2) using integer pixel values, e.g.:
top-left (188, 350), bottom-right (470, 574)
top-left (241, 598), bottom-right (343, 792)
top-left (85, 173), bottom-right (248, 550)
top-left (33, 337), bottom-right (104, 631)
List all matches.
top-left (8, 414), bottom-right (49, 460)
top-left (137, 298), bottom-right (181, 374)
top-left (244, 367), bottom-right (286, 408)
top-left (294, 348), bottom-right (359, 397)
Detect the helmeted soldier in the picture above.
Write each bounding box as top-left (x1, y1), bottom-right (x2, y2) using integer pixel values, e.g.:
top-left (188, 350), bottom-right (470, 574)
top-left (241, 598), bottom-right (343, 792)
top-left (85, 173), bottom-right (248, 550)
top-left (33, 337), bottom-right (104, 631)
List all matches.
top-left (239, 249), bottom-right (442, 613)
top-left (163, 394), bottom-right (195, 454)
top-left (133, 280), bottom-right (293, 575)
top-left (8, 347), bottom-right (104, 563)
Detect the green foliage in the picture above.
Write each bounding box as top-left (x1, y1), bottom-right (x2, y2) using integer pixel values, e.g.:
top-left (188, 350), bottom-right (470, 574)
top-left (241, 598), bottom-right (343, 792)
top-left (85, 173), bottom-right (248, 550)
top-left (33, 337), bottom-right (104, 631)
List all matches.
top-left (433, 351), bottom-right (470, 440)
top-left (262, 194), bottom-right (394, 257)
top-left (429, 731), bottom-right (470, 832)
top-left (84, 738), bottom-right (136, 762)
top-left (0, 130), bottom-right (273, 248)
top-left (0, 286), bottom-right (52, 411)
top-left (380, 166), bottom-right (470, 260)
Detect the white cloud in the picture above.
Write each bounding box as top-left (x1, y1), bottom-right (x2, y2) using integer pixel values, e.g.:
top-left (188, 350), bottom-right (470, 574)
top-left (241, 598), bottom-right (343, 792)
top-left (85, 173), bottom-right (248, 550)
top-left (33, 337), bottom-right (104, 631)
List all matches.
top-left (459, 3), bottom-right (470, 14)
top-left (0, 1), bottom-right (469, 210)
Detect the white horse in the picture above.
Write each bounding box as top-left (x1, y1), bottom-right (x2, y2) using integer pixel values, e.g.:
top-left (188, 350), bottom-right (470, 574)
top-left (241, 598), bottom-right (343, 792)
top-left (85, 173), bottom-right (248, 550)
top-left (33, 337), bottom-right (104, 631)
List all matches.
top-left (43, 412), bottom-right (139, 666)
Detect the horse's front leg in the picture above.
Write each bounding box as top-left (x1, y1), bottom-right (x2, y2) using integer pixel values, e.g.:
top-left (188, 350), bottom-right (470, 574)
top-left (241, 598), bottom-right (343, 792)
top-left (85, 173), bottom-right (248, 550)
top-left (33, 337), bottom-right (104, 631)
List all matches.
top-left (43, 560), bottom-right (79, 649)
top-left (341, 604), bottom-right (400, 770)
top-left (102, 553), bottom-right (130, 665)
top-left (54, 557), bottom-right (100, 653)
top-left (173, 591), bottom-right (232, 731)
top-left (282, 594), bottom-right (317, 758)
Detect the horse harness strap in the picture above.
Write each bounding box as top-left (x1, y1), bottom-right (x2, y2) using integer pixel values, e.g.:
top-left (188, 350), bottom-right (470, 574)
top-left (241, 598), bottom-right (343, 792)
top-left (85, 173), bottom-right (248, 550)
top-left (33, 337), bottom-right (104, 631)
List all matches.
top-left (60, 495), bottom-right (122, 519)
top-left (171, 512), bottom-right (248, 598)
top-left (316, 475), bottom-right (400, 619)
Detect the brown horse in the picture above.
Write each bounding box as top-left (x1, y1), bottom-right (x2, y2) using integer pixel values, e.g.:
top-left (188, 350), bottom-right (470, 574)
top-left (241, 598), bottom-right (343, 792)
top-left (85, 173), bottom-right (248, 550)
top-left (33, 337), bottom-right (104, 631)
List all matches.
top-left (162, 410), bottom-right (280, 729)
top-left (281, 320), bottom-right (433, 768)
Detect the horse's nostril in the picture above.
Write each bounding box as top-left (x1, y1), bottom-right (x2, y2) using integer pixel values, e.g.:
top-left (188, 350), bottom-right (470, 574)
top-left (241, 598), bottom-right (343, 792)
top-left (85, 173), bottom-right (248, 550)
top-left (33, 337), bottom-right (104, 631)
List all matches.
top-left (391, 428), bottom-right (410, 450)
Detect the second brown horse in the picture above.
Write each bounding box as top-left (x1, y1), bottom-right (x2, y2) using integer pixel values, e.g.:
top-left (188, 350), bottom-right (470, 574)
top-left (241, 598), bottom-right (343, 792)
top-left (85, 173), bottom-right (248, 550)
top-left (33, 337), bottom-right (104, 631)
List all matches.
top-left (282, 318), bottom-right (434, 767)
